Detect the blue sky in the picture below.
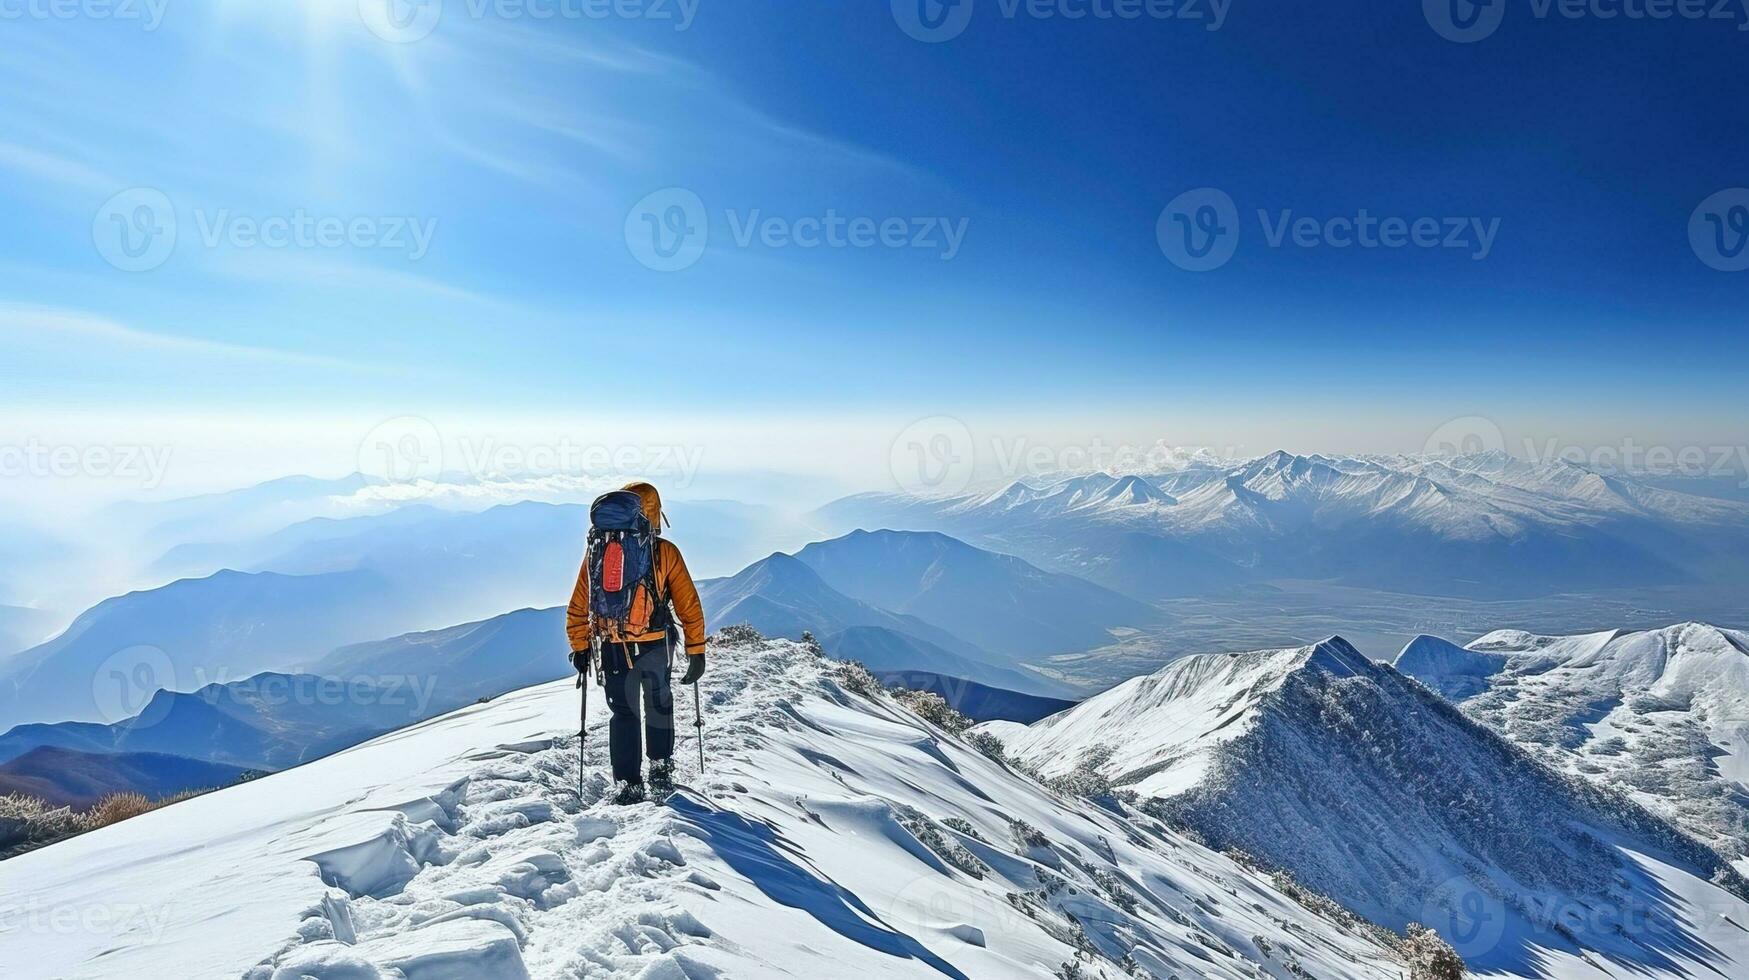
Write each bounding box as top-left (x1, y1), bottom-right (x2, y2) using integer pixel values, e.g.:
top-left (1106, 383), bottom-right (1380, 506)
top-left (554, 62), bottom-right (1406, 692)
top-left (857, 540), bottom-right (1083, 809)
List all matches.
top-left (1, 1), bottom-right (1746, 501)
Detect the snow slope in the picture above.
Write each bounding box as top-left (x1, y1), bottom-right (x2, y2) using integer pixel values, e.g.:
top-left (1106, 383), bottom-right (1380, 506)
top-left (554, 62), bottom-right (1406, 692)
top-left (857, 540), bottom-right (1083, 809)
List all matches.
top-left (1395, 622), bottom-right (1749, 868)
top-left (984, 638), bottom-right (1749, 979)
top-left (0, 637), bottom-right (1410, 980)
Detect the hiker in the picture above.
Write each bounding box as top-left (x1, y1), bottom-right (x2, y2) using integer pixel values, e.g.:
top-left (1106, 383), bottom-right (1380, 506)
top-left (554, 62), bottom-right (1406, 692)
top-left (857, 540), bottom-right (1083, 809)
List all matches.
top-left (568, 482), bottom-right (707, 804)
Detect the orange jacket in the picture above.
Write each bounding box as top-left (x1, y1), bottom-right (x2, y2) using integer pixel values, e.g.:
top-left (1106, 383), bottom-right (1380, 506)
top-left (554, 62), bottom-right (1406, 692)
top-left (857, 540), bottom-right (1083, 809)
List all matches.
top-left (567, 482), bottom-right (707, 656)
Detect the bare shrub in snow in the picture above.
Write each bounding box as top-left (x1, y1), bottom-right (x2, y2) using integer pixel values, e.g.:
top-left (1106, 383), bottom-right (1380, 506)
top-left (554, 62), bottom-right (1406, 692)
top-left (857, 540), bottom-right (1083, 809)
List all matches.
top-left (942, 816), bottom-right (984, 841)
top-left (0, 793), bottom-right (83, 858)
top-left (84, 792), bottom-right (154, 829)
top-left (714, 623), bottom-right (766, 647)
top-left (896, 807), bottom-right (988, 879)
top-left (835, 660), bottom-right (884, 699)
top-left (965, 729), bottom-right (1009, 764)
top-left (891, 688), bottom-right (973, 735)
top-left (1046, 748), bottom-right (1114, 799)
top-left (1091, 869), bottom-right (1139, 915)
top-left (1399, 923), bottom-right (1465, 980)
top-left (1009, 817), bottom-right (1051, 851)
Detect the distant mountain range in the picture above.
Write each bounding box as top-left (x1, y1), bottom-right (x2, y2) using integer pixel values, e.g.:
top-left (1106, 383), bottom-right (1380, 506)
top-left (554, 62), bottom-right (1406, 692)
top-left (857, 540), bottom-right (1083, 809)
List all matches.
top-left (982, 633), bottom-right (1749, 974)
top-left (1396, 623), bottom-right (1749, 868)
top-left (0, 569), bottom-right (428, 729)
top-left (0, 669), bottom-right (419, 771)
top-left (0, 746), bottom-right (249, 809)
top-left (0, 604), bottom-right (56, 660)
top-left (311, 606), bottom-right (570, 709)
top-left (149, 496), bottom-right (806, 588)
top-left (817, 452), bottom-right (1749, 601)
top-left (791, 529), bottom-right (1160, 658)
top-left (700, 529), bottom-right (1152, 695)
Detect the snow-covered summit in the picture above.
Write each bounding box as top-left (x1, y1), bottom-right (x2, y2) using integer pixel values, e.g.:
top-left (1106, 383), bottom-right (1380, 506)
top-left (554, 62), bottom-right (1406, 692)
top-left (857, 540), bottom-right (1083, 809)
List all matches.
top-left (1396, 622), bottom-right (1749, 868)
top-left (985, 636), bottom-right (1749, 978)
top-left (0, 636), bottom-right (1412, 980)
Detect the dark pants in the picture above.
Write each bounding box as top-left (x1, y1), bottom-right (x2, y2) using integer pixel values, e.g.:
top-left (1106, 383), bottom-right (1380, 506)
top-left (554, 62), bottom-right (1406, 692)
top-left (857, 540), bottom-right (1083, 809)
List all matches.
top-left (602, 639), bottom-right (673, 784)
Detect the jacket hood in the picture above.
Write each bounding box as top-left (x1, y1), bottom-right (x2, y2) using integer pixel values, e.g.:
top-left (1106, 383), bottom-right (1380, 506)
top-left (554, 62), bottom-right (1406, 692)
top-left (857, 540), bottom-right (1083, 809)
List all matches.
top-left (622, 481), bottom-right (665, 530)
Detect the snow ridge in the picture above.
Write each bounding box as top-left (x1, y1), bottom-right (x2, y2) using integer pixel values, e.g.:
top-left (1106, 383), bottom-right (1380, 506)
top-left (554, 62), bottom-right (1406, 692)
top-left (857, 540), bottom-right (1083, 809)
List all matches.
top-left (987, 636), bottom-right (1749, 979)
top-left (0, 637), bottom-right (1409, 980)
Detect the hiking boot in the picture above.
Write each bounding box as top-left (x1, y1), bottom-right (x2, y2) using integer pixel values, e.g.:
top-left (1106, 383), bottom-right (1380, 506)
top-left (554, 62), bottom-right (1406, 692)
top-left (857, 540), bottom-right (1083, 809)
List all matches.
top-left (611, 780), bottom-right (647, 805)
top-left (648, 760), bottom-right (675, 797)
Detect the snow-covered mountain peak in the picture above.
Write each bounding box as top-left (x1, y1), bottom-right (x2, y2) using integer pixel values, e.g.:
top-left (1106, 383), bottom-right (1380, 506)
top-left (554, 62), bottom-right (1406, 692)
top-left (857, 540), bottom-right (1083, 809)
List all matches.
top-left (1398, 622), bottom-right (1749, 869)
top-left (981, 637), bottom-right (1378, 803)
top-left (1087, 474), bottom-right (1176, 508)
top-left (986, 632), bottom-right (1749, 977)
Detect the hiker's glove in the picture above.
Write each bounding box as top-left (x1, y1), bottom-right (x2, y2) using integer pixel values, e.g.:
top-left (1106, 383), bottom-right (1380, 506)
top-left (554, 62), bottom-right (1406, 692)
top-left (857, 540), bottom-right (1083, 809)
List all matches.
top-left (569, 649), bottom-right (591, 674)
top-left (681, 653), bottom-right (706, 685)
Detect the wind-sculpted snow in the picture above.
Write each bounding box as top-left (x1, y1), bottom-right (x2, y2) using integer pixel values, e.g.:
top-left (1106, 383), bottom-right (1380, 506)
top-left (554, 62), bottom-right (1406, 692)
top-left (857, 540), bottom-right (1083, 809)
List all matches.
top-left (987, 637), bottom-right (1749, 979)
top-left (1397, 623), bottom-right (1749, 870)
top-left (0, 637), bottom-right (1410, 979)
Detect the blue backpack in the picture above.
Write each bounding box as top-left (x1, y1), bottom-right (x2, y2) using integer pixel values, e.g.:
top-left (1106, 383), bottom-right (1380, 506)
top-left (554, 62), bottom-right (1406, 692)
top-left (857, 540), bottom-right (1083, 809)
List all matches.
top-left (586, 490), bottom-right (667, 642)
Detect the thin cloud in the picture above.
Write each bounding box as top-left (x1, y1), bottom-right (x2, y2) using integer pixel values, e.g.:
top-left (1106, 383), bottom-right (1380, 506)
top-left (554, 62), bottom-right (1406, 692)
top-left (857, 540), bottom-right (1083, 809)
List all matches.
top-left (0, 304), bottom-right (357, 369)
top-left (0, 142), bottom-right (119, 195)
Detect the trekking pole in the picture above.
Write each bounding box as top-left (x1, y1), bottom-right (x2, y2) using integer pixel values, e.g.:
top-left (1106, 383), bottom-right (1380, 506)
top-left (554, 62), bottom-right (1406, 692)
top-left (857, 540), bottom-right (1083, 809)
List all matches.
top-left (584, 661), bottom-right (598, 801)
top-left (578, 638), bottom-right (601, 802)
top-left (693, 678), bottom-right (705, 777)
